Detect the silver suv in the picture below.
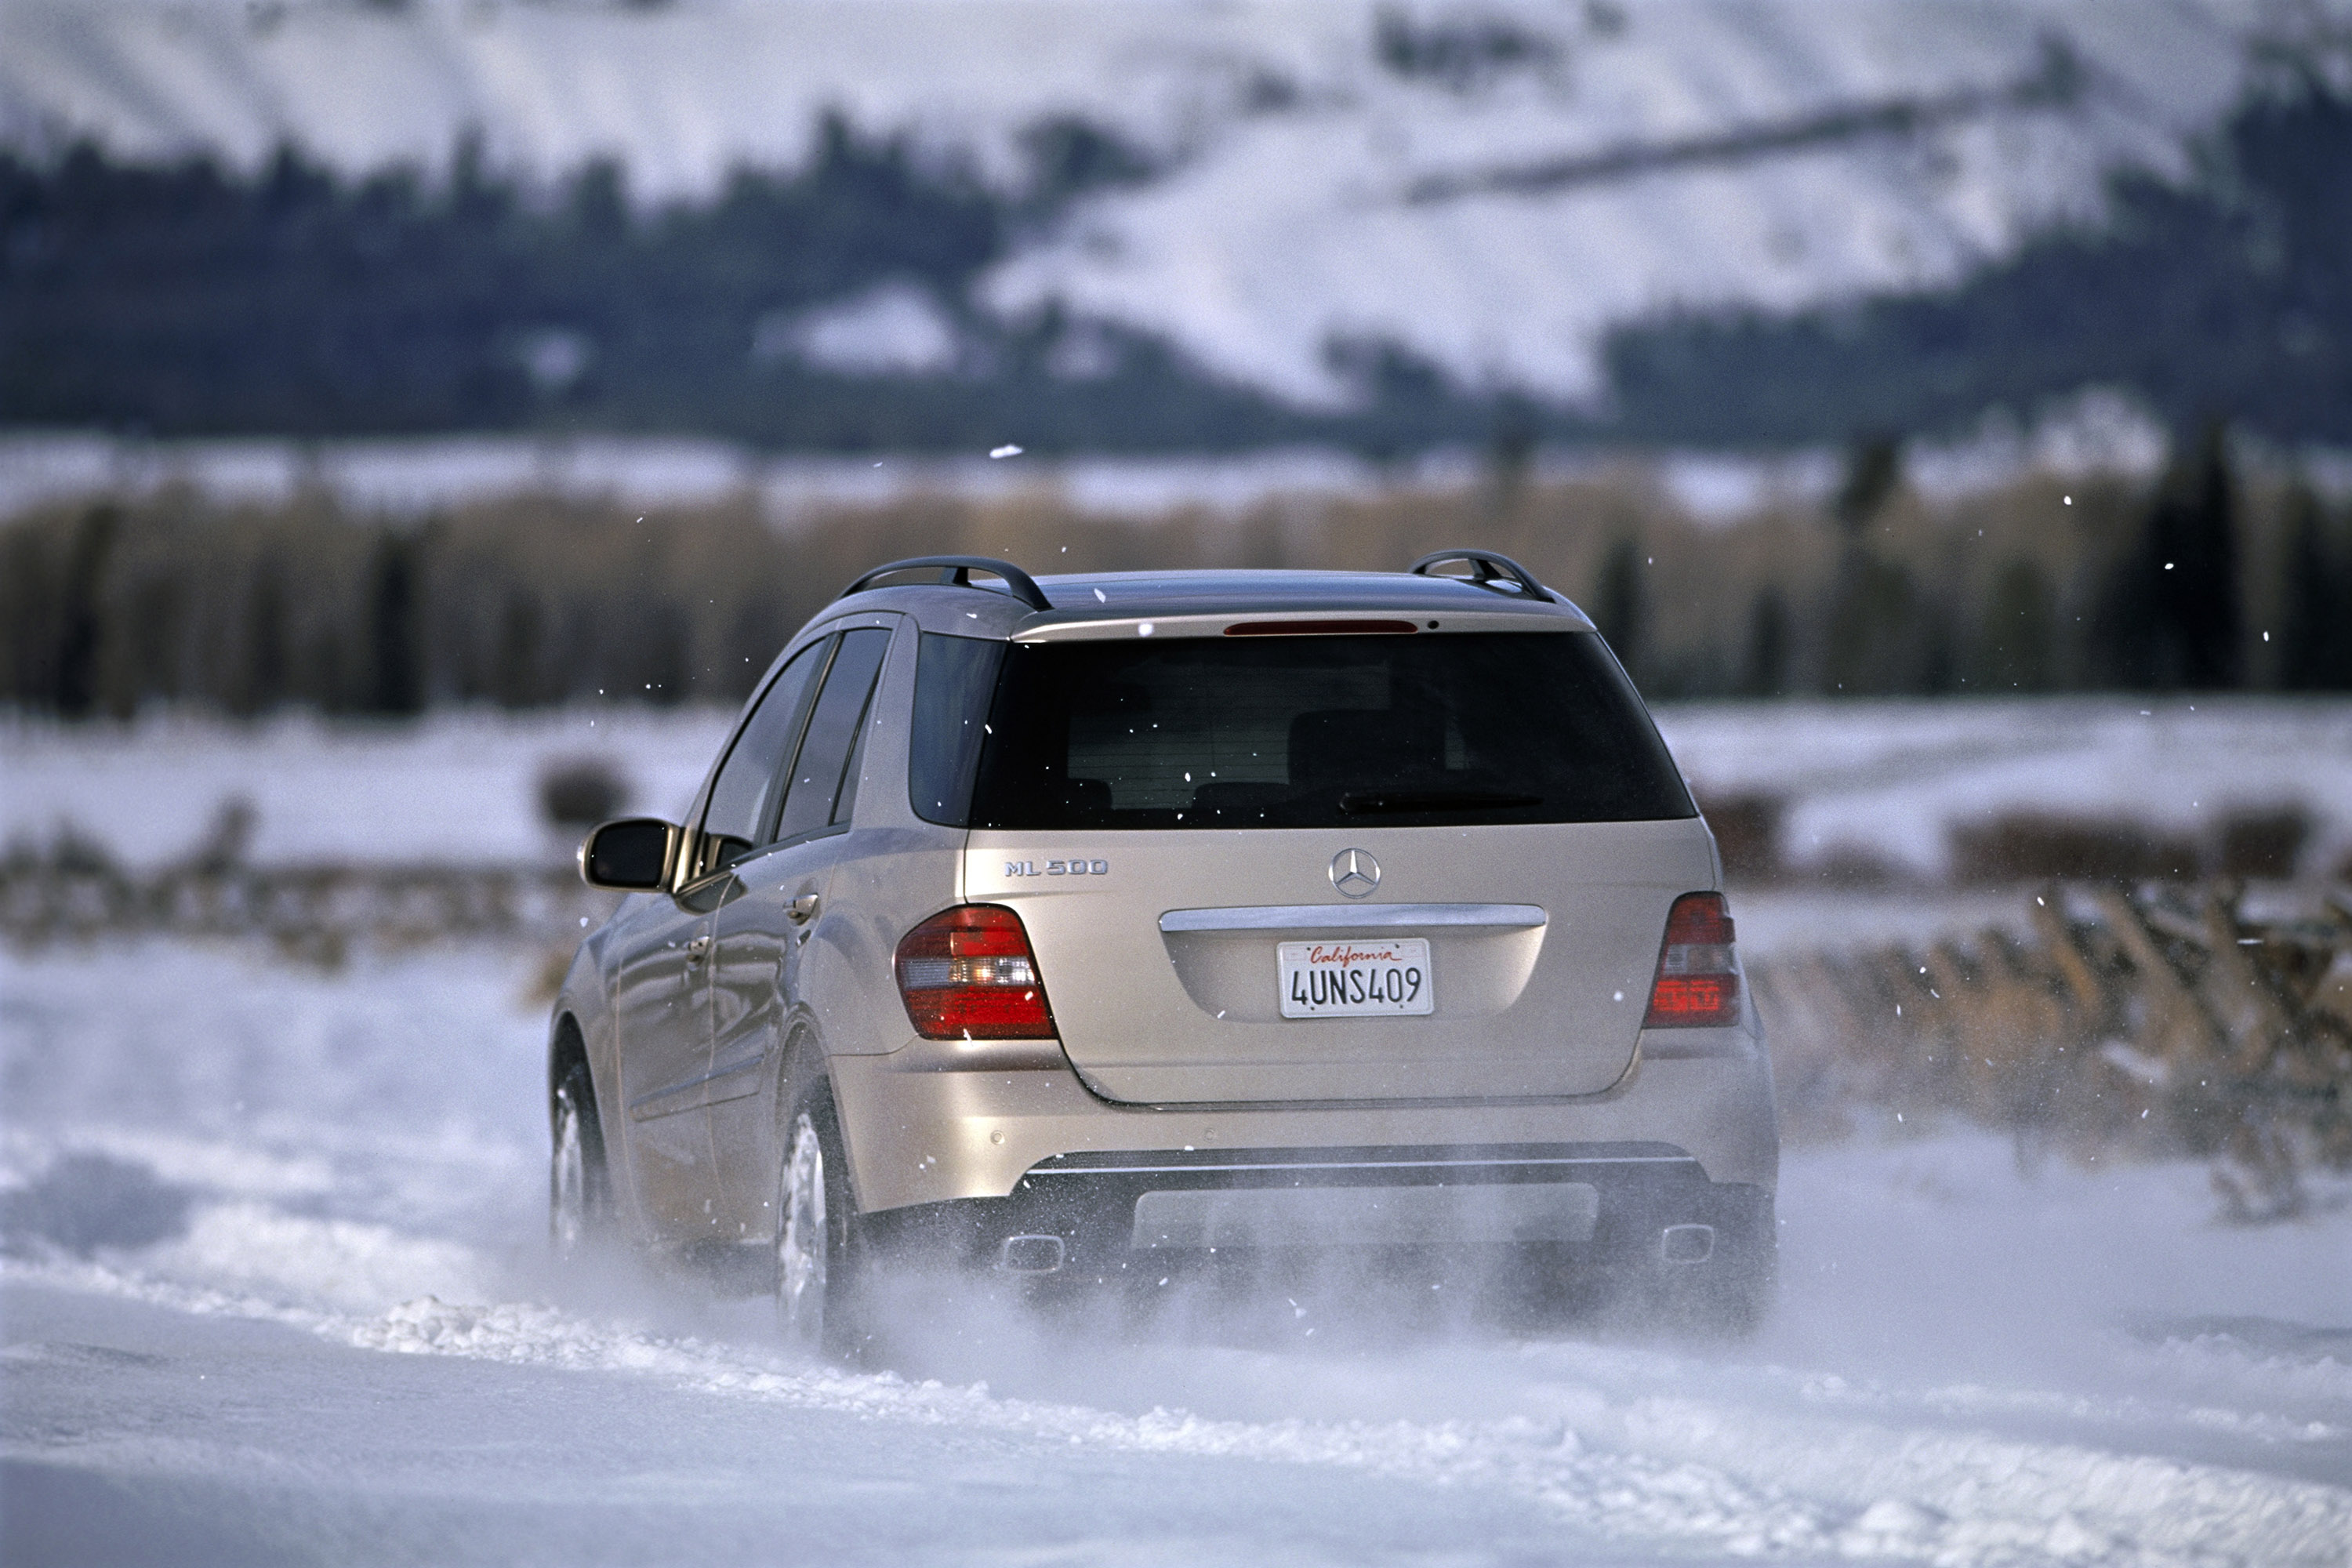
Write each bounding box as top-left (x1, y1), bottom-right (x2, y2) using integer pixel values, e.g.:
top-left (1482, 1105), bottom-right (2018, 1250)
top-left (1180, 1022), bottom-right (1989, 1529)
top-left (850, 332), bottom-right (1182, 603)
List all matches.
top-left (551, 552), bottom-right (1777, 1351)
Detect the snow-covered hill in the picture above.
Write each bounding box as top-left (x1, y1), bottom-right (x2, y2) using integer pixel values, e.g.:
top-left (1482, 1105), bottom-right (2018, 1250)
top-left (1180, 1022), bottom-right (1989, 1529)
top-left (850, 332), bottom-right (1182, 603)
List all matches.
top-left (2, 0), bottom-right (2328, 410)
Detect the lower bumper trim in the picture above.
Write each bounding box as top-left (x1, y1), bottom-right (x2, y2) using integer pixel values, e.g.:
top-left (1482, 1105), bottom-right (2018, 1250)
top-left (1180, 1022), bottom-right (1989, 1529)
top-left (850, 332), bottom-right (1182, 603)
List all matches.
top-left (1033, 1153), bottom-right (1694, 1179)
top-left (1133, 1182), bottom-right (1599, 1249)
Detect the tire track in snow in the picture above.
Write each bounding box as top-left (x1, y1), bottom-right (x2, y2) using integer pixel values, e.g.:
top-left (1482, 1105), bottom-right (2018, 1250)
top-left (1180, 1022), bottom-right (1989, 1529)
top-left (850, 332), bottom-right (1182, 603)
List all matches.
top-left (347, 1292), bottom-right (2352, 1566)
top-left (19, 1240), bottom-right (2342, 1568)
top-left (6, 943), bottom-right (2347, 1566)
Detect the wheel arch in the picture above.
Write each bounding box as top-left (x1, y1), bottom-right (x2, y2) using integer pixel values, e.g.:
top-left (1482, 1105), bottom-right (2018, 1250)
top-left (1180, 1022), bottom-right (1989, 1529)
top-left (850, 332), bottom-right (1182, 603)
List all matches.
top-left (548, 1008), bottom-right (616, 1166)
top-left (775, 1021), bottom-right (861, 1218)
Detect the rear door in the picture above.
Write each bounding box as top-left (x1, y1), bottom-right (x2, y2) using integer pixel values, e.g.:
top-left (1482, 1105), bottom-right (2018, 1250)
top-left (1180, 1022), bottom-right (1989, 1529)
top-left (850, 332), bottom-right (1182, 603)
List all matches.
top-left (703, 622), bottom-right (896, 1227)
top-left (611, 638), bottom-right (834, 1242)
top-left (956, 624), bottom-right (1714, 1105)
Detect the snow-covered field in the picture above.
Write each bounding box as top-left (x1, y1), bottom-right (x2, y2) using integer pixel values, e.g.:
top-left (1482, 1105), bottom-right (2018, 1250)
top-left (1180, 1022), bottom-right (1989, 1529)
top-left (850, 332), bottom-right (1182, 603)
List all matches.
top-left (0, 705), bottom-right (734, 873)
top-left (5, 695), bottom-right (2347, 914)
top-left (7, 387), bottom-right (2274, 524)
top-left (1654, 696), bottom-right (2352, 881)
top-left (2, 938), bottom-right (2347, 1565)
top-left (4, 695), bottom-right (2350, 1560)
top-left (0, 431), bottom-right (1442, 527)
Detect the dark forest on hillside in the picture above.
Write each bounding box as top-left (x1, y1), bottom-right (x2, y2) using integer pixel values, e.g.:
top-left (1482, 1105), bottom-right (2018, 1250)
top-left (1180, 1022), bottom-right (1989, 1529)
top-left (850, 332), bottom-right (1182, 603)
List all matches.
top-left (1605, 85), bottom-right (2352, 448)
top-left (2, 85), bottom-right (2349, 453)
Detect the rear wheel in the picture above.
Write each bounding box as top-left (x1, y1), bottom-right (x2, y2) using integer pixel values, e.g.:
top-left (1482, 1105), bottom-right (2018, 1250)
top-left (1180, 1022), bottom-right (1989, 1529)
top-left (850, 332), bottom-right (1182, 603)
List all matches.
top-left (549, 1053), bottom-right (611, 1257)
top-left (775, 1084), bottom-right (866, 1360)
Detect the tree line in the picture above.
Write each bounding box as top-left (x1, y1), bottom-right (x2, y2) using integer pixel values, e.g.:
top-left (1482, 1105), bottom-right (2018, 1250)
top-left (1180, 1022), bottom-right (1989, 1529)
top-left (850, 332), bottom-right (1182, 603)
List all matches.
top-left (5, 434), bottom-right (2347, 720)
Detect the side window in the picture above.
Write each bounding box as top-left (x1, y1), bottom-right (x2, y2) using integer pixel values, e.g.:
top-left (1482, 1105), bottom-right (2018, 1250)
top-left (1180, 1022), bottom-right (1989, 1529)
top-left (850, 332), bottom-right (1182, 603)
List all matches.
top-left (699, 637), bottom-right (830, 872)
top-left (908, 632), bottom-right (1007, 826)
top-left (774, 627), bottom-right (891, 843)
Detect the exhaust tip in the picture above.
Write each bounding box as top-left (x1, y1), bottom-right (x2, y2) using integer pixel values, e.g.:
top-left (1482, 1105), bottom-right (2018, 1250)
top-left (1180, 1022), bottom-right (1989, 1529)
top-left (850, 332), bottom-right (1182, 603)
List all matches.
top-left (1660, 1224), bottom-right (1715, 1264)
top-left (998, 1234), bottom-right (1065, 1274)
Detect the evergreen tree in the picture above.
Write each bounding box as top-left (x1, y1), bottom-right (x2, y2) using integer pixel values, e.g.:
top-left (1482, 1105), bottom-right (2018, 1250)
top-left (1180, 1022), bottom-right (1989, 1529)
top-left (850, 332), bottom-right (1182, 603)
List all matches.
top-left (1592, 535), bottom-right (1646, 681)
top-left (1738, 586), bottom-right (1788, 696)
top-left (1820, 434), bottom-right (1923, 694)
top-left (52, 505), bottom-right (116, 718)
top-left (1976, 557), bottom-right (2056, 691)
top-left (232, 563), bottom-right (290, 717)
top-left (1832, 434), bottom-right (1902, 535)
top-left (2278, 485), bottom-right (2352, 690)
top-left (2134, 422), bottom-right (2244, 689)
top-left (1821, 552), bottom-right (1922, 695)
top-left (365, 535), bottom-right (424, 715)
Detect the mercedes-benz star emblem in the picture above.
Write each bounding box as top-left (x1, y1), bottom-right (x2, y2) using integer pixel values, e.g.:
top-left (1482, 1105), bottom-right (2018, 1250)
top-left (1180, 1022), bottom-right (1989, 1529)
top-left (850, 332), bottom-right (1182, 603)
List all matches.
top-left (1330, 848), bottom-right (1381, 898)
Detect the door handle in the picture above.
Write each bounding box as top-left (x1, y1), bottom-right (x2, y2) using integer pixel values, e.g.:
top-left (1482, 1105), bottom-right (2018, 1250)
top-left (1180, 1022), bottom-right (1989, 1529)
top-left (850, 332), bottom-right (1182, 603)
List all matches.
top-left (787, 894), bottom-right (821, 924)
top-left (684, 934), bottom-right (710, 966)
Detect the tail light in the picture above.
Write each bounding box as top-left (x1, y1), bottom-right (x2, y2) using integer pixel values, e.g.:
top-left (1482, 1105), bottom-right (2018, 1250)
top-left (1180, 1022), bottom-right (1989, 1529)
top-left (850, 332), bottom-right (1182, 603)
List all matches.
top-left (895, 905), bottom-right (1058, 1040)
top-left (1643, 892), bottom-right (1742, 1028)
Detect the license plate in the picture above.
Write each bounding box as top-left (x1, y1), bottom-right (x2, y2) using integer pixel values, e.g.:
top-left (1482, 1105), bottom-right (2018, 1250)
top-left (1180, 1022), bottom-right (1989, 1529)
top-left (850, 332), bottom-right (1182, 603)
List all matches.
top-left (1278, 938), bottom-right (1433, 1018)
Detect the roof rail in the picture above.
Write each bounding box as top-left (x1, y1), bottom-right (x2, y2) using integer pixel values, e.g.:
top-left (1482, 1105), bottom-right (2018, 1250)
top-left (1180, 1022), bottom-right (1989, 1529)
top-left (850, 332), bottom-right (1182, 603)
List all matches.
top-left (1406, 549), bottom-right (1555, 603)
top-left (839, 556), bottom-right (1051, 612)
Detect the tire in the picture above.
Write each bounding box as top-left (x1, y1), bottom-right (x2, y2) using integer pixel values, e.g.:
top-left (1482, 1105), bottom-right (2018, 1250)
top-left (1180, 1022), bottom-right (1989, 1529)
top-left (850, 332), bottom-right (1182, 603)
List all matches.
top-left (549, 1052), bottom-right (612, 1258)
top-left (775, 1080), bottom-right (866, 1361)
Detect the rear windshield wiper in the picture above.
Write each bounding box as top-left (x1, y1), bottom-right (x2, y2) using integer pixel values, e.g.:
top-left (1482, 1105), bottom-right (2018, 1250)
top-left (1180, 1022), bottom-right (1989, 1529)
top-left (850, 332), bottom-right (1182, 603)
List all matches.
top-left (1339, 789), bottom-right (1543, 815)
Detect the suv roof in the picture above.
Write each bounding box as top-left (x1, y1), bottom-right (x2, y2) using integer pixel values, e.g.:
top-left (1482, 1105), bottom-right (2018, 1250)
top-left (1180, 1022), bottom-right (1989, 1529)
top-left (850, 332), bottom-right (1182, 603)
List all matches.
top-left (826, 558), bottom-right (1598, 641)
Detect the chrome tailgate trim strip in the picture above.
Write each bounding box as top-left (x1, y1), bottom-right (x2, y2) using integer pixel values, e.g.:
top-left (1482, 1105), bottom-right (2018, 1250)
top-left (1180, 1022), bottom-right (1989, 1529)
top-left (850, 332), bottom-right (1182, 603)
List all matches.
top-left (1159, 902), bottom-right (1545, 934)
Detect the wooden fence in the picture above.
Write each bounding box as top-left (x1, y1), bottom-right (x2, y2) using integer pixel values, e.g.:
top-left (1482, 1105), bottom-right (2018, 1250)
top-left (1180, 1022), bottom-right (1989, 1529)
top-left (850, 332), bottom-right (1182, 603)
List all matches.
top-left (1751, 882), bottom-right (2352, 1220)
top-left (0, 860), bottom-right (617, 970)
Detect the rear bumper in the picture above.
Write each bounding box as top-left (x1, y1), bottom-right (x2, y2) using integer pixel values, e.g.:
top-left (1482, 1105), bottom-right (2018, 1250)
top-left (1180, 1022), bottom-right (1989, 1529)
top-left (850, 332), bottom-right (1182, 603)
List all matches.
top-left (828, 1034), bottom-right (1778, 1216)
top-left (859, 1142), bottom-right (1773, 1284)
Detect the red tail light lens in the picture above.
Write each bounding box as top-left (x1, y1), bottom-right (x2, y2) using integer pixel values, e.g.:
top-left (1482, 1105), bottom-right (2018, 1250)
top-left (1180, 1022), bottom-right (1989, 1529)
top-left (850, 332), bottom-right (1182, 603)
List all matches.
top-left (1643, 892), bottom-right (1742, 1028)
top-left (894, 905), bottom-right (1058, 1040)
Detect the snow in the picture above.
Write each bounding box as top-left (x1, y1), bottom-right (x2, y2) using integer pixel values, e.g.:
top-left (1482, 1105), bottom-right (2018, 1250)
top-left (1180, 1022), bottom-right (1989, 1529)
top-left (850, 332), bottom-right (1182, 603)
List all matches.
top-left (0, 429), bottom-right (1485, 523)
top-left (2, 398), bottom-right (2325, 526)
top-left (3, 936), bottom-right (2348, 1563)
top-left (5, 699), bottom-right (2350, 1555)
top-left (1652, 696), bottom-right (2352, 888)
top-left (8, 698), bottom-right (2347, 894)
top-left (0, 0), bottom-right (2297, 409)
top-left (1901, 390), bottom-right (2176, 503)
top-left (772, 283), bottom-right (970, 378)
top-left (0, 705), bottom-right (734, 871)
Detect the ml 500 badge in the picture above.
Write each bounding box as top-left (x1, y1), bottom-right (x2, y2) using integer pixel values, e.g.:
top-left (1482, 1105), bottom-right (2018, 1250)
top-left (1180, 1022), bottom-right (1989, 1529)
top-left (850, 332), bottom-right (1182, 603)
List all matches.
top-left (1004, 858), bottom-right (1110, 877)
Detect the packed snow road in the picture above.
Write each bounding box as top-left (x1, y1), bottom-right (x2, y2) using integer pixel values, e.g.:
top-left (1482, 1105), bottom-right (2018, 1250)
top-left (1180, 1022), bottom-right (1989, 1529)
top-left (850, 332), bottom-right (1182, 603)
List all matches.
top-left (3, 940), bottom-right (2347, 1566)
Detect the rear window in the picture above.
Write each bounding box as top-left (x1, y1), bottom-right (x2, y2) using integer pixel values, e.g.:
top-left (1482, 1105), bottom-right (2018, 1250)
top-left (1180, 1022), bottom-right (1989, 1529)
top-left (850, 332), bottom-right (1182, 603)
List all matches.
top-left (952, 630), bottom-right (1693, 830)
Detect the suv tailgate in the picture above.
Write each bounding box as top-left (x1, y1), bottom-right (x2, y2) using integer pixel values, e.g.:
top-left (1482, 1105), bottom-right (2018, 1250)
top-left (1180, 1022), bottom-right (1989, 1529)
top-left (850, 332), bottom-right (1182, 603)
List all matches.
top-left (966, 818), bottom-right (1712, 1104)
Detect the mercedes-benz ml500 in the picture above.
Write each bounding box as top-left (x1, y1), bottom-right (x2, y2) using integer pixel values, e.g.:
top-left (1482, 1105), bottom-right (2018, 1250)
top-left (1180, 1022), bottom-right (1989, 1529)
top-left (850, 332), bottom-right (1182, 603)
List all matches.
top-left (550, 551), bottom-right (1777, 1352)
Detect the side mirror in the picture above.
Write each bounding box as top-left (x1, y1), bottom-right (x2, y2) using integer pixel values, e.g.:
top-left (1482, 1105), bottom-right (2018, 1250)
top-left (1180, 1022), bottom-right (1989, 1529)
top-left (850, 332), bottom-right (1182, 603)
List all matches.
top-left (579, 818), bottom-right (679, 891)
